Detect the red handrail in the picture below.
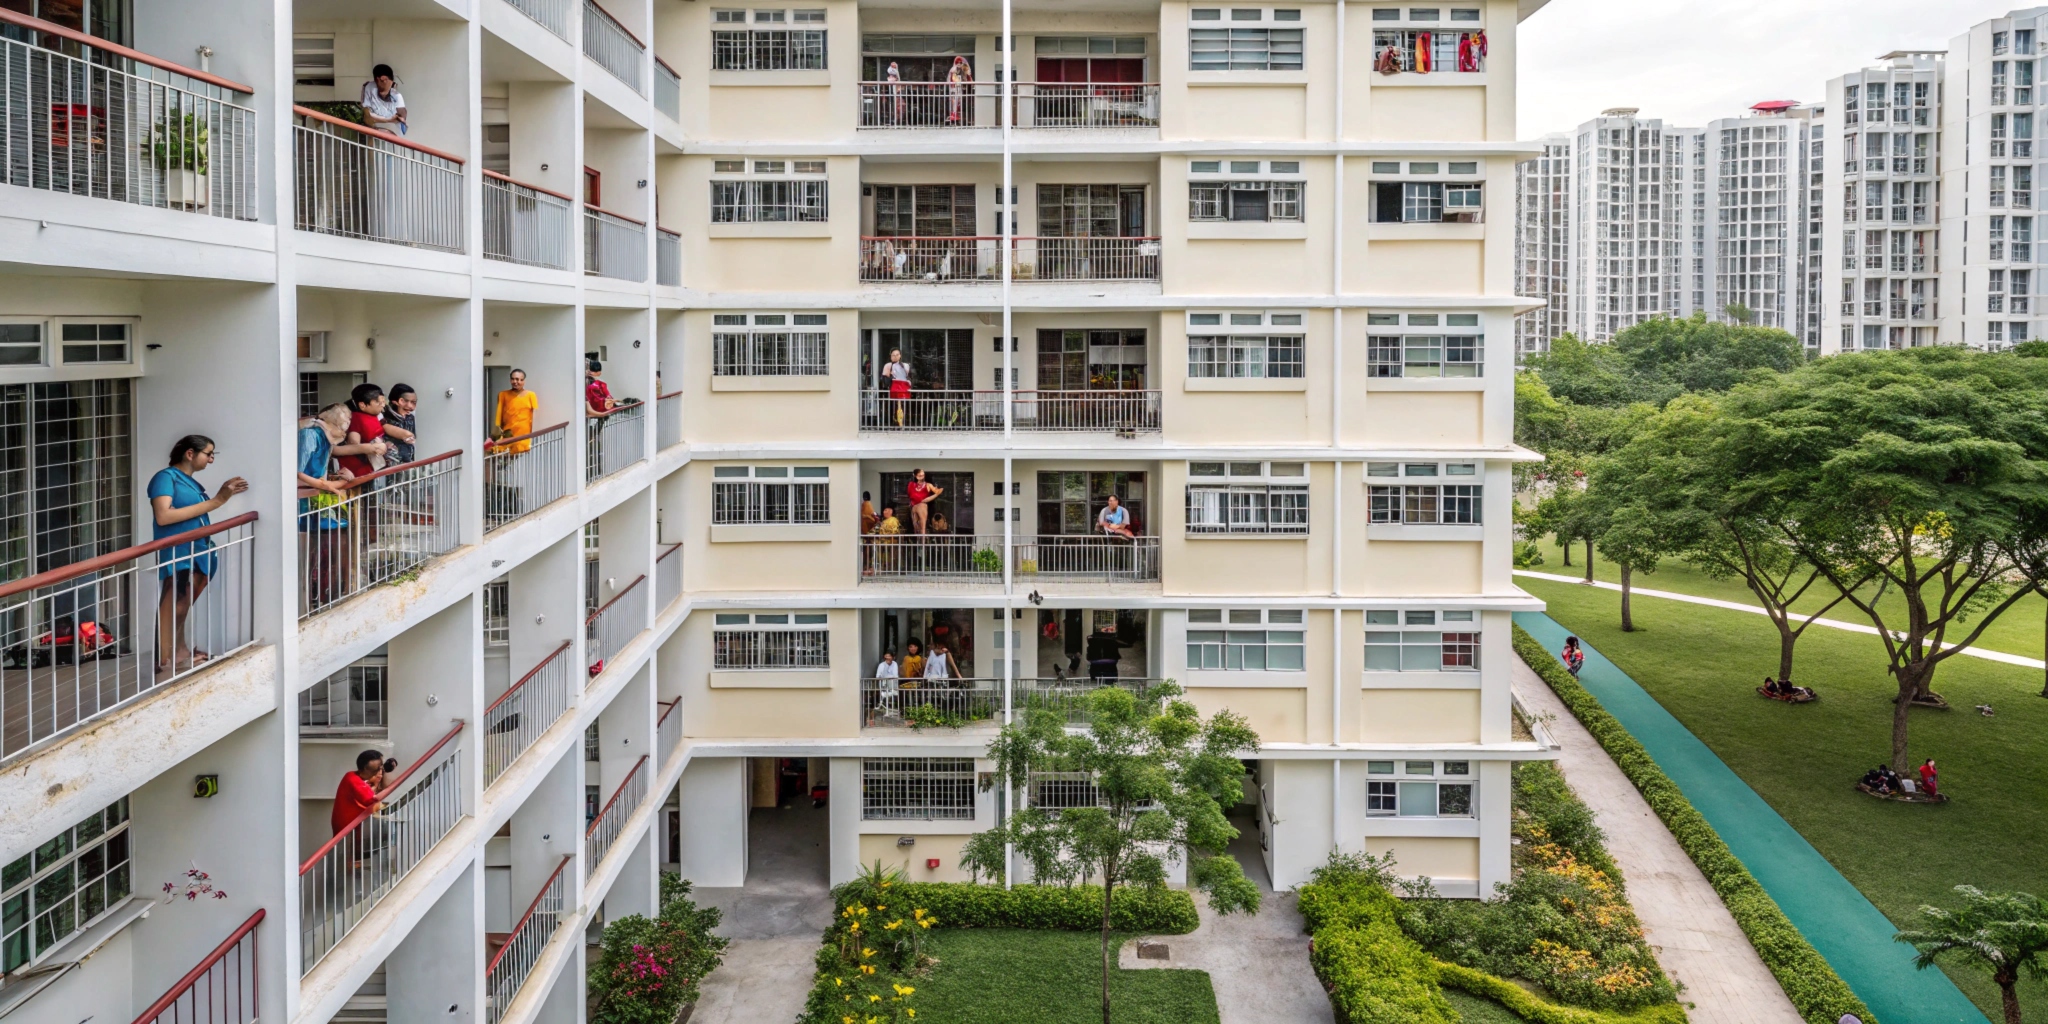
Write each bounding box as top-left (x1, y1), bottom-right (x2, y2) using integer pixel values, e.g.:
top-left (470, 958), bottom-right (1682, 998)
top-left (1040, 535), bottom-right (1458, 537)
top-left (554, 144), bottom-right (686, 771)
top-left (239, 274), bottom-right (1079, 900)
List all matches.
top-left (656, 543), bottom-right (681, 563)
top-left (300, 720), bottom-right (465, 874)
top-left (656, 224), bottom-right (680, 237)
top-left (486, 641), bottom-right (574, 714)
top-left (584, 755), bottom-right (649, 837)
top-left (0, 9), bottom-right (256, 94)
top-left (488, 855), bottom-right (573, 973)
top-left (486, 421), bottom-right (570, 450)
top-left (658, 698), bottom-right (679, 723)
top-left (584, 574), bottom-right (647, 625)
top-left (656, 389), bottom-right (683, 400)
top-left (293, 104), bottom-right (466, 165)
top-left (483, 168), bottom-right (575, 203)
top-left (585, 0), bottom-right (646, 49)
top-left (0, 511), bottom-right (258, 601)
top-left (297, 448), bottom-right (462, 499)
top-left (655, 56), bottom-right (679, 78)
top-left (584, 203), bottom-right (647, 227)
top-left (129, 909), bottom-right (264, 1024)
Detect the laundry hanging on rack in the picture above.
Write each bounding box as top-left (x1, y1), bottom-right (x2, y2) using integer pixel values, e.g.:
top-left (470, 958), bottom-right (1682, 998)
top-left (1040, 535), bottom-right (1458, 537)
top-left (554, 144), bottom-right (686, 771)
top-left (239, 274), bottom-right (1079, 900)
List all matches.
top-left (1457, 30), bottom-right (1488, 72)
top-left (1415, 31), bottom-right (1432, 73)
top-left (1375, 42), bottom-right (1403, 75)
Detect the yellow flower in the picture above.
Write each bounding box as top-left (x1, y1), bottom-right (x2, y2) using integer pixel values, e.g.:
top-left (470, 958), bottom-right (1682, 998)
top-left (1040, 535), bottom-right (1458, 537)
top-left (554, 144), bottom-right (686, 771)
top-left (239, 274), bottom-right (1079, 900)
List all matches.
top-left (833, 978), bottom-right (844, 987)
top-left (868, 994), bottom-right (882, 1003)
top-left (893, 984), bottom-right (916, 996)
top-left (848, 922), bottom-right (860, 932)
top-left (907, 1011), bottom-right (916, 1019)
top-left (862, 948), bottom-right (876, 958)
top-left (876, 904), bottom-right (886, 911)
top-left (919, 919), bottom-right (932, 929)
top-left (885, 920), bottom-right (902, 930)
top-left (861, 964), bottom-right (876, 975)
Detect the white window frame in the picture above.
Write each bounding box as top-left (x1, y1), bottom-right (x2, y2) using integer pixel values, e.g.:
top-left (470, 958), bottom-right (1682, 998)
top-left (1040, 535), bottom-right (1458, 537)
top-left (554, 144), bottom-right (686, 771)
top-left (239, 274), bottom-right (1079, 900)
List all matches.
top-left (1364, 312), bottom-right (1483, 377)
top-left (1186, 460), bottom-right (1309, 535)
top-left (711, 9), bottom-right (827, 70)
top-left (712, 312), bottom-right (829, 376)
top-left (1188, 159), bottom-right (1305, 222)
top-left (1186, 608), bottom-right (1306, 670)
top-left (712, 465), bottom-right (831, 524)
top-left (52, 319), bottom-right (136, 367)
top-left (712, 612), bottom-right (830, 668)
top-left (3, 797), bottom-right (132, 976)
top-left (1363, 609), bottom-right (1478, 671)
top-left (0, 319), bottom-right (46, 368)
top-left (1188, 8), bottom-right (1304, 72)
top-left (1366, 461), bottom-right (1481, 524)
top-left (862, 757), bottom-right (976, 821)
top-left (1365, 760), bottom-right (1475, 817)
top-left (1186, 310), bottom-right (1305, 378)
top-left (1368, 161), bottom-right (1483, 223)
top-left (710, 160), bottom-right (829, 222)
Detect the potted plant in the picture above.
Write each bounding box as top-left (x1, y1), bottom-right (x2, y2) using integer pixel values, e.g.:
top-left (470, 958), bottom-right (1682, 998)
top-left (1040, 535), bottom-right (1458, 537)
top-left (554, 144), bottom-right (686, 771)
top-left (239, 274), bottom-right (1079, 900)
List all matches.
top-left (153, 111), bottom-right (210, 208)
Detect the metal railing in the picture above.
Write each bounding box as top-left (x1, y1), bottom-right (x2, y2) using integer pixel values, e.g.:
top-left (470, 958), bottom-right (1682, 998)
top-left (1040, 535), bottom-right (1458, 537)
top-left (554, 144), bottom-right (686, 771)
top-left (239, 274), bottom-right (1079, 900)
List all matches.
top-left (0, 512), bottom-right (257, 764)
top-left (586, 400), bottom-right (646, 481)
top-left (1018, 535), bottom-right (1159, 582)
top-left (585, 205), bottom-right (648, 281)
top-left (861, 677), bottom-right (1001, 728)
top-left (299, 657), bottom-right (387, 736)
top-left (586, 573), bottom-right (647, 677)
top-left (293, 106), bottom-right (463, 252)
top-left (585, 754), bottom-right (648, 875)
top-left (656, 390), bottom-right (683, 449)
top-left (654, 58), bottom-right (681, 121)
top-left (1017, 677), bottom-right (1161, 725)
top-left (484, 641), bottom-right (573, 786)
top-left (657, 698), bottom-right (681, 764)
top-left (656, 543), bottom-right (682, 611)
top-left (858, 390), bottom-right (1161, 433)
top-left (503, 0), bottom-right (571, 38)
top-left (861, 533), bottom-right (1006, 581)
top-left (857, 81), bottom-right (1160, 129)
top-left (0, 10), bottom-right (258, 220)
top-left (300, 721), bottom-right (465, 971)
top-left (484, 171), bottom-right (574, 269)
top-left (485, 423), bottom-right (569, 532)
top-left (132, 908), bottom-right (264, 1024)
top-left (583, 0), bottom-right (645, 93)
top-left (486, 854), bottom-right (570, 1024)
top-left (299, 451), bottom-right (463, 618)
top-left (861, 236), bottom-right (1160, 283)
top-left (860, 389), bottom-right (1003, 431)
top-left (656, 226), bottom-right (681, 285)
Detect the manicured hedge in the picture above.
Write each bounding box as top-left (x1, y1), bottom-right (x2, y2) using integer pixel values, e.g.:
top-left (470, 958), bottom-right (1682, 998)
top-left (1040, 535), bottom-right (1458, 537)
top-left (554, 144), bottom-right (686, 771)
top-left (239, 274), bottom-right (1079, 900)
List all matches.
top-left (1511, 625), bottom-right (1874, 1024)
top-left (1435, 962), bottom-right (1688, 1024)
top-left (832, 882), bottom-right (1200, 934)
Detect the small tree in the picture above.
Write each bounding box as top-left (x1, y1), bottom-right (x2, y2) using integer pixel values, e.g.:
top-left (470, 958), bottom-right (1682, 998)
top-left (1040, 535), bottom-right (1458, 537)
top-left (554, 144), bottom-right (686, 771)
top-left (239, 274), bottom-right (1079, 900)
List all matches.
top-left (589, 874), bottom-right (729, 1024)
top-left (961, 682), bottom-right (1260, 1024)
top-left (1895, 886), bottom-right (2048, 1024)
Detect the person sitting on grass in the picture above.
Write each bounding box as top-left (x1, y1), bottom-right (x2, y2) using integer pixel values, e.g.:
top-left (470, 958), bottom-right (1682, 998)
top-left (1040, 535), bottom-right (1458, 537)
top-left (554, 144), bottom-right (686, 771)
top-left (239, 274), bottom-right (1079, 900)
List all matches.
top-left (1861, 765), bottom-right (1893, 795)
top-left (1763, 676), bottom-right (1783, 696)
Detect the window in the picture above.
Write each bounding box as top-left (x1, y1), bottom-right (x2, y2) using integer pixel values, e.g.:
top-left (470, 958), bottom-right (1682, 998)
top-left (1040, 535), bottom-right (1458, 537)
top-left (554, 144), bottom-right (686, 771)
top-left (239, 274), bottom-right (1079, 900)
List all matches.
top-left (293, 34), bottom-right (336, 87)
top-left (710, 160), bottom-right (829, 223)
top-left (1367, 461), bottom-right (1481, 525)
top-left (870, 184), bottom-right (975, 237)
top-left (712, 465), bottom-right (830, 524)
top-left (1028, 771), bottom-right (1103, 810)
top-left (863, 757), bottom-right (975, 820)
top-left (712, 9), bottom-right (827, 70)
top-left (713, 612), bottom-right (830, 668)
top-left (1189, 9), bottom-right (1304, 71)
top-left (57, 322), bottom-right (131, 365)
top-left (1364, 760), bottom-right (1474, 817)
top-left (1371, 173), bottom-right (1482, 224)
top-left (1186, 608), bottom-right (1306, 669)
top-left (1365, 312), bottom-right (1482, 377)
top-left (1188, 159), bottom-right (1304, 222)
top-left (0, 323), bottom-right (42, 366)
top-left (1187, 311), bottom-right (1304, 378)
top-left (3, 798), bottom-right (131, 974)
top-left (1186, 461), bottom-right (1309, 534)
top-left (1364, 609), bottom-right (1477, 670)
top-left (713, 313), bottom-right (828, 376)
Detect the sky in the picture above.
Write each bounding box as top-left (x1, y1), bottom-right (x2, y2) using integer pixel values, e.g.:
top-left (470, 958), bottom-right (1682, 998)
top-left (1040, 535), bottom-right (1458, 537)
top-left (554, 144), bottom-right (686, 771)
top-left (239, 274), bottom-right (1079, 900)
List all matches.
top-left (1518, 0), bottom-right (2025, 136)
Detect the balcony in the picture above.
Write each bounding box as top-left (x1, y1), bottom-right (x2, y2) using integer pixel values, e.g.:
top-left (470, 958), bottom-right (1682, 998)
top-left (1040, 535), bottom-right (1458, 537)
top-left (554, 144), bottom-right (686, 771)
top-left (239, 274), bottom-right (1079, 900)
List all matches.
top-left (1018, 677), bottom-right (1164, 726)
top-left (486, 854), bottom-right (569, 1024)
top-left (133, 909), bottom-right (264, 1024)
top-left (655, 543), bottom-right (682, 611)
top-left (294, 107), bottom-right (463, 252)
top-left (585, 754), bottom-right (648, 875)
top-left (504, 0), bottom-right (572, 38)
top-left (484, 422), bottom-right (571, 532)
top-left (856, 82), bottom-right (1159, 130)
top-left (484, 641), bottom-right (573, 786)
top-left (583, 0), bottom-right (645, 94)
top-left (656, 390), bottom-right (682, 449)
top-left (0, 10), bottom-right (257, 220)
top-left (586, 573), bottom-right (646, 676)
top-left (483, 172), bottom-right (575, 270)
top-left (860, 236), bottom-right (1160, 284)
top-left (298, 452), bottom-right (463, 618)
top-left (586, 401), bottom-right (646, 481)
top-left (858, 389), bottom-right (1161, 433)
top-left (654, 58), bottom-right (681, 121)
top-left (585, 205), bottom-right (647, 281)
top-left (658, 697), bottom-right (680, 764)
top-left (860, 677), bottom-right (1001, 729)
top-left (1, 513), bottom-right (257, 764)
top-left (859, 534), bottom-right (1159, 584)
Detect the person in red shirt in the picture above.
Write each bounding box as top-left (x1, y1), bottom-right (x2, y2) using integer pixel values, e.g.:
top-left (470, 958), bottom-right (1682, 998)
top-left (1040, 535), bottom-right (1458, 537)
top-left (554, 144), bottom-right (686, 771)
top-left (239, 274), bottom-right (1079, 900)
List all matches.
top-left (338, 384), bottom-right (392, 480)
top-left (586, 359), bottom-right (617, 417)
top-left (1917, 758), bottom-right (1939, 799)
top-left (332, 749), bottom-right (387, 835)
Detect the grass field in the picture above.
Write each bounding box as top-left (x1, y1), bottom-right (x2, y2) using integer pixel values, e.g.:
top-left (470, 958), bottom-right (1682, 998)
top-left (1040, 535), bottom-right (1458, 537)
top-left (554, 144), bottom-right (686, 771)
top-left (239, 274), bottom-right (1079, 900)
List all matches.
top-left (1443, 989), bottom-right (1530, 1023)
top-left (1523, 534), bottom-right (2048, 665)
top-left (1523, 576), bottom-right (2048, 1022)
top-left (911, 929), bottom-right (1221, 1024)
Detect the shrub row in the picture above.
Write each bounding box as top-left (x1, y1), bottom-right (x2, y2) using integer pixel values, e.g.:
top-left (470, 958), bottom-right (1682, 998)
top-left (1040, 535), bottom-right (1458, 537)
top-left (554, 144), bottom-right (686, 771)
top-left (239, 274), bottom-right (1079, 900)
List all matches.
top-left (1511, 625), bottom-right (1874, 1024)
top-left (831, 881), bottom-right (1199, 934)
top-left (1435, 961), bottom-right (1688, 1024)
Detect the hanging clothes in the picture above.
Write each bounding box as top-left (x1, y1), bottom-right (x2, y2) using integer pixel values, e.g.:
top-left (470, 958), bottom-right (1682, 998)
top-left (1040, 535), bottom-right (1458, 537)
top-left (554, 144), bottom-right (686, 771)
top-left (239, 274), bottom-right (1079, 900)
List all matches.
top-left (1458, 33), bottom-right (1477, 72)
top-left (1415, 32), bottom-right (1432, 73)
top-left (1375, 43), bottom-right (1403, 75)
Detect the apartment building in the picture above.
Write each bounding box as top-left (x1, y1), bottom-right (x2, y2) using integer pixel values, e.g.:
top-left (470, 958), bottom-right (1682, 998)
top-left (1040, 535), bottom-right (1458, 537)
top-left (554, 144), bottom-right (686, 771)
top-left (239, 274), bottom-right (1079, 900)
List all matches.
top-left (1514, 133), bottom-right (1570, 355)
top-left (1945, 11), bottom-right (2048, 349)
top-left (0, 0), bottom-right (1552, 1023)
top-left (1820, 52), bottom-right (1944, 352)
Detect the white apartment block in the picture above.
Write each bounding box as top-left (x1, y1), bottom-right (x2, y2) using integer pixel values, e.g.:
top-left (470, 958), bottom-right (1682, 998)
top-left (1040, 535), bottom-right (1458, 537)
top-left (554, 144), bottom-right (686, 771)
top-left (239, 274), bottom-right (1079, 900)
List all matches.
top-left (1514, 133), bottom-right (1569, 355)
top-left (1946, 11), bottom-right (2048, 349)
top-left (1820, 52), bottom-right (1944, 353)
top-left (0, 0), bottom-right (1554, 1022)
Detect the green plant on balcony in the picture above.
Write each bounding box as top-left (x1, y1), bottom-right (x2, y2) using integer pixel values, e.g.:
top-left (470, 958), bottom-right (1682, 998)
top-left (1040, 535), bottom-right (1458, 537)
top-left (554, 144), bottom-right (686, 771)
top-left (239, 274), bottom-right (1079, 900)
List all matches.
top-left (903, 703), bottom-right (961, 730)
top-left (972, 547), bottom-right (1003, 574)
top-left (152, 111), bottom-right (210, 173)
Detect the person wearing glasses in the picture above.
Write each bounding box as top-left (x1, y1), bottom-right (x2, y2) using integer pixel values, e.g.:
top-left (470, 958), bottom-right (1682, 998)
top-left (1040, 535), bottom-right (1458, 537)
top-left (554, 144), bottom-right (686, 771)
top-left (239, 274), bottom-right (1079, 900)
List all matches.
top-left (149, 435), bottom-right (248, 674)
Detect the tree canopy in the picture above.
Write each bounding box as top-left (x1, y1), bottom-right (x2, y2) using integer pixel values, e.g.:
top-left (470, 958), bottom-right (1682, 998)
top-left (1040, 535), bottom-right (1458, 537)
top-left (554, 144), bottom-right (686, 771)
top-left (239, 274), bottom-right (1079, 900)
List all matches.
top-left (1522, 314), bottom-right (1805, 408)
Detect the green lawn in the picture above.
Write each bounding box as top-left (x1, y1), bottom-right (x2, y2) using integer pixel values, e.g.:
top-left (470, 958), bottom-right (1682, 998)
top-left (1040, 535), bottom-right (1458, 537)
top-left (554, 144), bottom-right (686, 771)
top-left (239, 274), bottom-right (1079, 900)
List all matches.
top-left (1524, 576), bottom-right (2048, 1022)
top-left (1443, 989), bottom-right (1530, 1023)
top-left (1523, 534), bottom-right (2048, 663)
top-left (912, 929), bottom-right (1220, 1024)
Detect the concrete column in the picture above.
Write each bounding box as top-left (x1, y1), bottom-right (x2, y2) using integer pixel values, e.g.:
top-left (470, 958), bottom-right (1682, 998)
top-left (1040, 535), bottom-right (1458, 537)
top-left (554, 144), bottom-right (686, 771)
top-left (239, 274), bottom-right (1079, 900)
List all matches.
top-left (828, 757), bottom-right (861, 886)
top-left (388, 861), bottom-right (485, 1024)
top-left (389, 594), bottom-right (485, 812)
top-left (510, 746), bottom-right (584, 927)
top-left (596, 664), bottom-right (655, 824)
top-left (605, 828), bottom-right (660, 923)
top-left (596, 488), bottom-right (654, 624)
top-left (1478, 760), bottom-right (1512, 897)
top-left (676, 758), bottom-right (746, 886)
top-left (506, 532), bottom-right (582, 699)
top-left (507, 81), bottom-right (579, 199)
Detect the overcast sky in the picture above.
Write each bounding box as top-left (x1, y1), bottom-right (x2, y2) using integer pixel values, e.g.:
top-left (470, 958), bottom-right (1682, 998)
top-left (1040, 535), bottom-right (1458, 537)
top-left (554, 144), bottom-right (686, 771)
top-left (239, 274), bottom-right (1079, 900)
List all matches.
top-left (1517, 0), bottom-right (2020, 136)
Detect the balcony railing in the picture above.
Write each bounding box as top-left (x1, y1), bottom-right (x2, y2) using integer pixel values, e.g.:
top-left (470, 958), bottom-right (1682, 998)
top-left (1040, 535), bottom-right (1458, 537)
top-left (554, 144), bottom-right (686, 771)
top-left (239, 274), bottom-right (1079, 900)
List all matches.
top-left (859, 390), bottom-right (1161, 433)
top-left (586, 754), bottom-right (648, 874)
top-left (654, 58), bottom-right (681, 121)
top-left (856, 82), bottom-right (1160, 129)
top-left (132, 908), bottom-right (264, 1024)
top-left (1018, 677), bottom-right (1161, 725)
top-left (483, 171), bottom-right (574, 269)
top-left (586, 573), bottom-right (647, 676)
top-left (1018, 535), bottom-right (1160, 582)
top-left (0, 512), bottom-right (256, 764)
top-left (504, 0), bottom-right (571, 38)
top-left (585, 205), bottom-right (648, 281)
top-left (862, 533), bottom-right (1006, 582)
top-left (485, 641), bottom-right (573, 786)
top-left (0, 11), bottom-right (258, 220)
top-left (861, 236), bottom-right (1160, 283)
top-left (656, 390), bottom-right (682, 449)
top-left (300, 657), bottom-right (387, 737)
top-left (656, 226), bottom-right (681, 285)
top-left (486, 854), bottom-right (570, 1024)
top-left (586, 400), bottom-right (646, 481)
top-left (293, 106), bottom-right (463, 252)
top-left (583, 0), bottom-right (645, 94)
top-left (299, 451), bottom-right (463, 618)
top-left (657, 697), bottom-right (680, 764)
top-left (485, 423), bottom-right (570, 532)
top-left (656, 543), bottom-right (682, 611)
top-left (300, 720), bottom-right (465, 971)
top-left (861, 677), bottom-right (1000, 728)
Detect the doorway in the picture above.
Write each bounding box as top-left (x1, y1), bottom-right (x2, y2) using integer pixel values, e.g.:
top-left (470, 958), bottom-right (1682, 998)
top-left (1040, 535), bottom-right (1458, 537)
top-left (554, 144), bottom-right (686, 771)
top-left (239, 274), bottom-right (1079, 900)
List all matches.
top-left (1036, 608), bottom-right (1148, 679)
top-left (866, 328), bottom-right (974, 392)
top-left (876, 608), bottom-right (979, 677)
top-left (878, 471), bottom-right (974, 534)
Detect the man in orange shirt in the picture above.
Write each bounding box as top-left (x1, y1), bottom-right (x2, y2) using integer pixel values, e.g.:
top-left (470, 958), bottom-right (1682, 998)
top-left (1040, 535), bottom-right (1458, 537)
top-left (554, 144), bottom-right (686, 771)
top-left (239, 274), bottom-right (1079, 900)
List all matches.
top-left (332, 749), bottom-right (387, 836)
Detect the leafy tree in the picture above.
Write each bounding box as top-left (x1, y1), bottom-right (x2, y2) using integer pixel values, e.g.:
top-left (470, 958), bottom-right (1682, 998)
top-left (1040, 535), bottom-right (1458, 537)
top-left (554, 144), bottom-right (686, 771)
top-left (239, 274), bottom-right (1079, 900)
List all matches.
top-left (589, 874), bottom-right (729, 1024)
top-left (1592, 503), bottom-right (1668, 632)
top-left (1895, 886), bottom-right (2048, 1024)
top-left (1522, 316), bottom-right (1803, 410)
top-left (960, 682), bottom-right (1260, 1024)
top-left (1522, 332), bottom-right (1653, 408)
top-left (1723, 302), bottom-right (1756, 324)
top-left (2015, 339), bottom-right (2048, 359)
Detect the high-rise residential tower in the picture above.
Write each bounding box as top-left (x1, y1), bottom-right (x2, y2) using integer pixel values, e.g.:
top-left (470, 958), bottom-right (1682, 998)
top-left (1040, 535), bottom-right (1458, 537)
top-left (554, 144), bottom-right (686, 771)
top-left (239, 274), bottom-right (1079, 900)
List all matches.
top-left (1820, 51), bottom-right (1945, 352)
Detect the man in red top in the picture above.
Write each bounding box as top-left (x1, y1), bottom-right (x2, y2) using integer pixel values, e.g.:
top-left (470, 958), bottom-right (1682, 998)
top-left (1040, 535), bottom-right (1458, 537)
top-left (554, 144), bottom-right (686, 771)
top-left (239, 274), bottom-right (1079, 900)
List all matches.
top-left (338, 383), bottom-right (392, 479)
top-left (586, 359), bottom-right (617, 417)
top-left (332, 749), bottom-right (387, 835)
top-left (1917, 758), bottom-right (1939, 798)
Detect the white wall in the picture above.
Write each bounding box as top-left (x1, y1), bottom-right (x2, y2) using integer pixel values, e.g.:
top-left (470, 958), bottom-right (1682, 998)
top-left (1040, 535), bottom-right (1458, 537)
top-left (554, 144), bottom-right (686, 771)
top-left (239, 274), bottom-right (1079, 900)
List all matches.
top-left (676, 757), bottom-right (747, 886)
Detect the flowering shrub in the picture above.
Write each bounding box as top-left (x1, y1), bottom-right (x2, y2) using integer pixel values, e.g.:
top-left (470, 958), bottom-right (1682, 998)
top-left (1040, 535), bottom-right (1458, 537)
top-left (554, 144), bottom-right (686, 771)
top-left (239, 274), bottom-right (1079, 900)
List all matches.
top-left (589, 874), bottom-right (729, 1024)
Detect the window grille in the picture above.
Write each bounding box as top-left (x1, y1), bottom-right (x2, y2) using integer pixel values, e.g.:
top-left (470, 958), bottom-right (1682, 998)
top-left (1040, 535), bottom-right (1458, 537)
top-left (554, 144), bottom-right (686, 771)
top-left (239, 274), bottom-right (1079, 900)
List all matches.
top-left (713, 612), bottom-right (830, 668)
top-left (0, 380), bottom-right (135, 585)
top-left (1028, 771), bottom-right (1102, 810)
top-left (484, 577), bottom-right (510, 646)
top-left (712, 313), bottom-right (829, 375)
top-left (1364, 609), bottom-right (1478, 670)
top-left (1189, 11), bottom-right (1304, 72)
top-left (298, 655), bottom-right (390, 730)
top-left (710, 180), bottom-right (828, 222)
top-left (712, 11), bottom-right (827, 70)
top-left (1186, 608), bottom-right (1306, 670)
top-left (1364, 760), bottom-right (1474, 817)
top-left (1186, 313), bottom-right (1304, 378)
top-left (1366, 462), bottom-right (1481, 524)
top-left (862, 758), bottom-right (976, 820)
top-left (712, 466), bottom-right (831, 524)
top-left (2, 798), bottom-right (131, 973)
top-left (1188, 181), bottom-right (1303, 222)
top-left (1185, 462), bottom-right (1308, 535)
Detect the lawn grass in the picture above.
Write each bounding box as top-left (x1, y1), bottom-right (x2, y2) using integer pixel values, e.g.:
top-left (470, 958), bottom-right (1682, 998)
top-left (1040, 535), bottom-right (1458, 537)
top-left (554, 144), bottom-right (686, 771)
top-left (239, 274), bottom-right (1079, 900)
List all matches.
top-left (1522, 534), bottom-right (2048, 664)
top-left (1443, 988), bottom-right (1531, 1023)
top-left (1524, 575), bottom-right (2048, 1022)
top-left (911, 928), bottom-right (1220, 1024)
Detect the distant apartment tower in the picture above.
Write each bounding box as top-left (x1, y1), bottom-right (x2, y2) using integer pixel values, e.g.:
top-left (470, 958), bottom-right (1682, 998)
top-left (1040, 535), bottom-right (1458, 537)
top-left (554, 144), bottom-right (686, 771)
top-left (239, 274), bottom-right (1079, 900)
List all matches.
top-left (1561, 109), bottom-right (1687, 342)
top-left (1821, 52), bottom-right (1945, 353)
top-left (1697, 103), bottom-right (1822, 341)
top-left (1515, 134), bottom-right (1572, 355)
top-left (1947, 12), bottom-right (2045, 348)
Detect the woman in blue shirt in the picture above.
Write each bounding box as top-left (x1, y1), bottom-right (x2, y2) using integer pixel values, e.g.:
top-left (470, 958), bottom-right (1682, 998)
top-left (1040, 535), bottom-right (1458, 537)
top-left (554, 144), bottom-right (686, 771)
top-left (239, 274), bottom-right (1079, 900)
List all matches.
top-left (149, 435), bottom-right (247, 673)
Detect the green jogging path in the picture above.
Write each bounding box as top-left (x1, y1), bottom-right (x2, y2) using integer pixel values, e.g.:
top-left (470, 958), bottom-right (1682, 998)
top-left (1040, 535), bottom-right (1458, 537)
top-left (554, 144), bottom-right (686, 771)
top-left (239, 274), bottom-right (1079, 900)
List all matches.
top-left (1514, 612), bottom-right (1988, 1024)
